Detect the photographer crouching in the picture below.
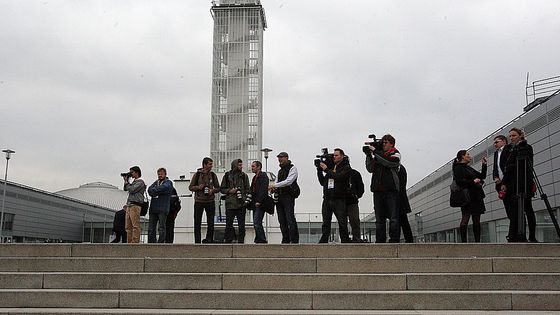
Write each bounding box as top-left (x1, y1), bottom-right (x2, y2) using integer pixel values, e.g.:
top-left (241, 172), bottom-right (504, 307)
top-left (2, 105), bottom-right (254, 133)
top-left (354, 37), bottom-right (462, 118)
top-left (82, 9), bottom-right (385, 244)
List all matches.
top-left (364, 134), bottom-right (401, 243)
top-left (317, 148), bottom-right (352, 243)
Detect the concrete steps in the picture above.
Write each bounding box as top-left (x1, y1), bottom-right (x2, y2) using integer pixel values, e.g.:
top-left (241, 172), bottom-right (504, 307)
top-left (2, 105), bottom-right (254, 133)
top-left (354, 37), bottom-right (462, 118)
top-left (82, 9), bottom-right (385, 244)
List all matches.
top-left (0, 243), bottom-right (559, 312)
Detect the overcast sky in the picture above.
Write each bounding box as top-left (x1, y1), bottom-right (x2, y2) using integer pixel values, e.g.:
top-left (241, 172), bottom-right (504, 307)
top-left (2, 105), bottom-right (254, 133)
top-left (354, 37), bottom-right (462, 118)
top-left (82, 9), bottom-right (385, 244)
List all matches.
top-left (1, 0), bottom-right (559, 214)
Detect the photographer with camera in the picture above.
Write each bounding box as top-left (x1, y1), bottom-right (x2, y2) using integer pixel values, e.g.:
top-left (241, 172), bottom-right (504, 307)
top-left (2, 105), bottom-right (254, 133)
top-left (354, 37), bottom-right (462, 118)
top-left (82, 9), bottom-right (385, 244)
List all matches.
top-left (122, 166), bottom-right (146, 243)
top-left (364, 134), bottom-right (401, 243)
top-left (501, 128), bottom-right (537, 242)
top-left (270, 152), bottom-right (300, 244)
top-left (317, 148), bottom-right (352, 243)
top-left (189, 157), bottom-right (220, 243)
top-left (220, 159), bottom-right (250, 243)
top-left (147, 167), bottom-right (174, 243)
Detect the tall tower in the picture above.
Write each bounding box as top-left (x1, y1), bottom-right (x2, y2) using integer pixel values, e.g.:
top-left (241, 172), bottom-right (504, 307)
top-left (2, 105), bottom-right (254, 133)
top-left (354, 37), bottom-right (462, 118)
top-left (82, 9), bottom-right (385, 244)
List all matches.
top-left (210, 0), bottom-right (267, 172)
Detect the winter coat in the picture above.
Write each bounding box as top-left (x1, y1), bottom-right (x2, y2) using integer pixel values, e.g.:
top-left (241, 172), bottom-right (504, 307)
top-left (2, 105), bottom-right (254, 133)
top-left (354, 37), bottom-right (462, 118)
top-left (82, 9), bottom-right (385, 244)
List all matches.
top-left (220, 159), bottom-right (251, 210)
top-left (148, 177), bottom-right (173, 214)
top-left (366, 147), bottom-right (401, 192)
top-left (452, 162), bottom-right (487, 215)
top-left (189, 168), bottom-right (220, 203)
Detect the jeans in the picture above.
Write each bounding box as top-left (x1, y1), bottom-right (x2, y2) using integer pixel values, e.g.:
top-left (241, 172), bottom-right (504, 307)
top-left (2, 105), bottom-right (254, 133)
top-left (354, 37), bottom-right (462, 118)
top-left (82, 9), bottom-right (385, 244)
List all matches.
top-left (125, 205), bottom-right (141, 243)
top-left (373, 191), bottom-right (400, 243)
top-left (319, 198), bottom-right (351, 243)
top-left (224, 208), bottom-right (246, 243)
top-left (194, 201), bottom-right (215, 243)
top-left (148, 212), bottom-right (167, 243)
top-left (347, 203), bottom-right (362, 242)
top-left (253, 207), bottom-right (267, 243)
top-left (276, 195), bottom-right (299, 243)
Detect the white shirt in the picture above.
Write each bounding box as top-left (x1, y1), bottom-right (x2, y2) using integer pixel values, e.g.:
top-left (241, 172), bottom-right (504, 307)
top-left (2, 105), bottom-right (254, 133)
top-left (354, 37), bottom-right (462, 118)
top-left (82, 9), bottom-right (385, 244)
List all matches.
top-left (497, 147), bottom-right (504, 179)
top-left (275, 165), bottom-right (298, 188)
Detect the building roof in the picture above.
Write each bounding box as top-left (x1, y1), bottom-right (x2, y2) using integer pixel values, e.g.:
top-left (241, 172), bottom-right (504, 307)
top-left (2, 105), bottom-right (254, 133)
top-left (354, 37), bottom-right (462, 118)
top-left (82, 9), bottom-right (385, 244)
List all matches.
top-left (55, 182), bottom-right (128, 211)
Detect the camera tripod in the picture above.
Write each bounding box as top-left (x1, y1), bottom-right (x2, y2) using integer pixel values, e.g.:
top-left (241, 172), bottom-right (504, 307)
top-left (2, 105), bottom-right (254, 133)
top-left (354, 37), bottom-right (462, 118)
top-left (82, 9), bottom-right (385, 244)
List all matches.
top-left (514, 148), bottom-right (560, 241)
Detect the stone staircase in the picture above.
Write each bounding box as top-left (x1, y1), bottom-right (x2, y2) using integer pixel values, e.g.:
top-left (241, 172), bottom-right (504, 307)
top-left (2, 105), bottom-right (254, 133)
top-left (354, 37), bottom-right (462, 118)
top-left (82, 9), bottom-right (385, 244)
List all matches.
top-left (0, 243), bottom-right (559, 314)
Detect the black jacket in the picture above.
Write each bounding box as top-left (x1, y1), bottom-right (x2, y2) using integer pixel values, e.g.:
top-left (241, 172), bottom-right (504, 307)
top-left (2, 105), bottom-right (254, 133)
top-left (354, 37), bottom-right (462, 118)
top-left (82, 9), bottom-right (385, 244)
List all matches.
top-left (347, 169), bottom-right (365, 205)
top-left (501, 140), bottom-right (534, 196)
top-left (366, 148), bottom-right (401, 192)
top-left (398, 165), bottom-right (411, 214)
top-left (452, 162), bottom-right (487, 214)
top-left (251, 171), bottom-right (269, 205)
top-left (324, 159), bottom-right (352, 199)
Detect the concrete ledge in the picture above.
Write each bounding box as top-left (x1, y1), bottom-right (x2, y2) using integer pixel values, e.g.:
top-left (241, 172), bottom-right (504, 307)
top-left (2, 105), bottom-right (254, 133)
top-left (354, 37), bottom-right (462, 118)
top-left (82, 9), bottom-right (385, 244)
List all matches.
top-left (312, 291), bottom-right (512, 310)
top-left (493, 258), bottom-right (560, 273)
top-left (316, 258), bottom-right (493, 273)
top-left (119, 290), bottom-right (313, 309)
top-left (145, 258), bottom-right (317, 273)
top-left (43, 273), bottom-right (222, 290)
top-left (0, 289), bottom-right (119, 308)
top-left (223, 274), bottom-right (406, 291)
top-left (512, 291), bottom-right (560, 310)
top-left (0, 273), bottom-right (42, 289)
top-left (407, 273), bottom-right (560, 290)
top-left (0, 258), bottom-right (144, 272)
top-left (71, 244), bottom-right (233, 258)
top-left (397, 243), bottom-right (560, 258)
top-left (0, 309), bottom-right (559, 314)
top-left (0, 244), bottom-right (72, 257)
top-left (232, 244), bottom-right (397, 258)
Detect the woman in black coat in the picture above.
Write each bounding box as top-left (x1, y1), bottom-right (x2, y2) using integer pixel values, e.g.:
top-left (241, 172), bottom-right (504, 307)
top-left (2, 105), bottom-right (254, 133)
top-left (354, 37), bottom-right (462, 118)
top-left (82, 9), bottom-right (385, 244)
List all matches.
top-left (452, 150), bottom-right (487, 242)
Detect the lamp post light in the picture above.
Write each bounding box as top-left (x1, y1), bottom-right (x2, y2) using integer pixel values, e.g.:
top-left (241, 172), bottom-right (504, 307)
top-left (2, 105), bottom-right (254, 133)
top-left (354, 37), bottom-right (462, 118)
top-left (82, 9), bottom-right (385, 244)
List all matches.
top-left (260, 147), bottom-right (273, 239)
top-left (260, 148), bottom-right (273, 174)
top-left (0, 149), bottom-right (15, 243)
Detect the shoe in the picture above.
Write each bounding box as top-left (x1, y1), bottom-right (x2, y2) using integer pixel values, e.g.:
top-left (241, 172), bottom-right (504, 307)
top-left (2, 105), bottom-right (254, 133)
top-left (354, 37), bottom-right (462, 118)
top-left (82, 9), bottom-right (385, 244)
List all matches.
top-left (201, 239), bottom-right (213, 243)
top-left (529, 238), bottom-right (539, 243)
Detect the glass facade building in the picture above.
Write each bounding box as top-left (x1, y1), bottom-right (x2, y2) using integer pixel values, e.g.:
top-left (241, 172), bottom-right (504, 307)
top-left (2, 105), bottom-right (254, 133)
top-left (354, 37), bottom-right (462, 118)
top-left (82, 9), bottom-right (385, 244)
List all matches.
top-left (210, 0), bottom-right (267, 172)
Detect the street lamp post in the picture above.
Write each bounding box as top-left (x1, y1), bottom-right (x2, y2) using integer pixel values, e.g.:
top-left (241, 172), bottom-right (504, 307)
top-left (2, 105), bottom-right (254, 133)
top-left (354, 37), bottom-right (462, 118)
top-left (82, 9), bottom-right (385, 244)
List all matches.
top-left (260, 148), bottom-right (273, 239)
top-left (261, 148), bottom-right (273, 173)
top-left (0, 149), bottom-right (15, 243)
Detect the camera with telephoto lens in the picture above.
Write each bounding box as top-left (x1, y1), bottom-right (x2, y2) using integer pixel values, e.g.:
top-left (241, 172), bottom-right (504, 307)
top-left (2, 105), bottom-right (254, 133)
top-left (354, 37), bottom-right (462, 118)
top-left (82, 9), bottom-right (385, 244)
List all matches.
top-left (314, 148), bottom-right (335, 169)
top-left (363, 134), bottom-right (383, 154)
top-left (120, 171), bottom-right (132, 177)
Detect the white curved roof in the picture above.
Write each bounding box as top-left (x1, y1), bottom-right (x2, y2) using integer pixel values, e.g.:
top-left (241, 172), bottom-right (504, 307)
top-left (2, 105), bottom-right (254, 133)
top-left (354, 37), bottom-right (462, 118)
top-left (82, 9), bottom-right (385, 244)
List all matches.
top-left (55, 182), bottom-right (128, 211)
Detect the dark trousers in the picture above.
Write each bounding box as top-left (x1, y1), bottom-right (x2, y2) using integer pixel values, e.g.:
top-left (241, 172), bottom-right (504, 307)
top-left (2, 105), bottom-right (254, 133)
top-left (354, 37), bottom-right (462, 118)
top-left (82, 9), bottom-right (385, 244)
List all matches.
top-left (276, 195), bottom-right (299, 243)
top-left (194, 201), bottom-right (215, 243)
top-left (373, 191), bottom-right (400, 243)
top-left (224, 208), bottom-right (246, 243)
top-left (400, 211), bottom-right (413, 243)
top-left (111, 231), bottom-right (127, 243)
top-left (505, 195), bottom-right (536, 242)
top-left (253, 206), bottom-right (267, 243)
top-left (319, 198), bottom-right (351, 243)
top-left (347, 203), bottom-right (362, 242)
top-left (165, 212), bottom-right (177, 243)
top-left (148, 212), bottom-right (167, 243)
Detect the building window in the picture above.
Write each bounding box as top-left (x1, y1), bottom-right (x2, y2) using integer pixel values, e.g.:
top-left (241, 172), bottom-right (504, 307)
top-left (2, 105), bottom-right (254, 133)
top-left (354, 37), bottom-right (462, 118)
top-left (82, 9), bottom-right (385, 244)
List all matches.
top-left (1, 213), bottom-right (15, 231)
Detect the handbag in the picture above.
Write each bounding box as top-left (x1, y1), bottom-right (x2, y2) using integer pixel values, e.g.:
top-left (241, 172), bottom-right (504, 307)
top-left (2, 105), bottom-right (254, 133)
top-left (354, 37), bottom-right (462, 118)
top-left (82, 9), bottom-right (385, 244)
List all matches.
top-left (261, 195), bottom-right (275, 215)
top-left (449, 180), bottom-right (470, 208)
top-left (140, 191), bottom-right (149, 216)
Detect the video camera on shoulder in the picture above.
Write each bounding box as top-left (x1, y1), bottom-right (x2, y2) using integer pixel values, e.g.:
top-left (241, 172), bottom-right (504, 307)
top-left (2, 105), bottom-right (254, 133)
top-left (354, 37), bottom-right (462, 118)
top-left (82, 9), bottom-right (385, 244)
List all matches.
top-left (314, 148), bottom-right (335, 169)
top-left (363, 134), bottom-right (383, 154)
